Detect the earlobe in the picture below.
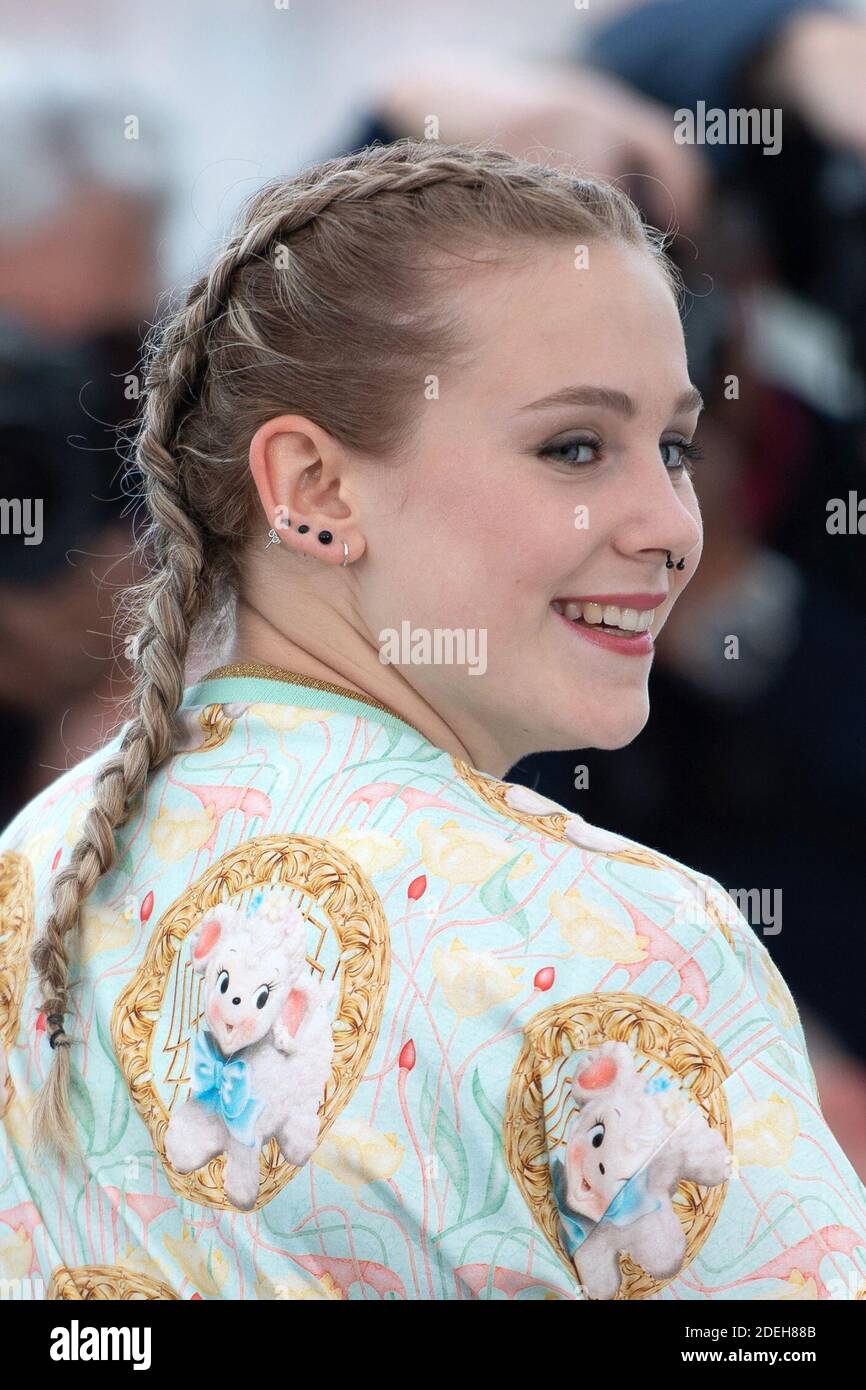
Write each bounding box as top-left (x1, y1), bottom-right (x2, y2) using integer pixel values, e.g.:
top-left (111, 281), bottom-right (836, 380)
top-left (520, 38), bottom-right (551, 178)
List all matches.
top-left (261, 526), bottom-right (357, 567)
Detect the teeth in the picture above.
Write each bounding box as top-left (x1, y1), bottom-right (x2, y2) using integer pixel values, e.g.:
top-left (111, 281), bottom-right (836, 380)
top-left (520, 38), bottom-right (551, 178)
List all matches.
top-left (552, 601), bottom-right (656, 632)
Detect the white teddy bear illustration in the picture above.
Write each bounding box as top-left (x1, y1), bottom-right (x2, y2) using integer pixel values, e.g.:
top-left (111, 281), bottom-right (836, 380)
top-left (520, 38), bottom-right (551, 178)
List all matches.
top-left (551, 1040), bottom-right (732, 1300)
top-left (165, 887), bottom-right (335, 1210)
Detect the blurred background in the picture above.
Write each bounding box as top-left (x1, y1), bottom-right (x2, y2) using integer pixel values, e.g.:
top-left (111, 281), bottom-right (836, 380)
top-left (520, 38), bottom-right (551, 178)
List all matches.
top-left (0, 0), bottom-right (864, 1173)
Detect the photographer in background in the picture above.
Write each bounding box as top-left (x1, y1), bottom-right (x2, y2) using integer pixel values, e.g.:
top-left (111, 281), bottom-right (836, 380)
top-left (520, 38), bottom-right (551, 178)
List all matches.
top-left (0, 73), bottom-right (171, 826)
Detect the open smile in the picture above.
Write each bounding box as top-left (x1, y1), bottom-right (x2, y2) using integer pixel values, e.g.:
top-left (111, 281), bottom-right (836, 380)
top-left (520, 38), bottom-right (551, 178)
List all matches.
top-left (550, 591), bottom-right (667, 657)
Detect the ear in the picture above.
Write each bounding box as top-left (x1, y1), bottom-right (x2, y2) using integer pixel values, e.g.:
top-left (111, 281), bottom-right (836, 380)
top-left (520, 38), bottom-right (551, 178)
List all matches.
top-left (188, 914), bottom-right (224, 973)
top-left (272, 986), bottom-right (311, 1054)
top-left (571, 1042), bottom-right (631, 1100)
top-left (248, 413), bottom-right (364, 567)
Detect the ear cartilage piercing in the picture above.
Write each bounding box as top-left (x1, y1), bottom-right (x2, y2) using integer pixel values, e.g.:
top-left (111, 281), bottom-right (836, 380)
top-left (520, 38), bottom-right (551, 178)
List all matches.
top-left (297, 524), bottom-right (310, 534)
top-left (265, 528), bottom-right (280, 548)
top-left (676, 556), bottom-right (686, 571)
top-left (318, 530), bottom-right (333, 544)
top-left (341, 540), bottom-right (350, 567)
top-left (665, 551), bottom-right (686, 570)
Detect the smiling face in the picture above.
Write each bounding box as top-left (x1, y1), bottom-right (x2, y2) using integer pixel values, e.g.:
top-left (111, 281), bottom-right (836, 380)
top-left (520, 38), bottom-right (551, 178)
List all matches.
top-left (190, 909), bottom-right (306, 1057)
top-left (359, 236), bottom-right (704, 768)
top-left (204, 947), bottom-right (284, 1056)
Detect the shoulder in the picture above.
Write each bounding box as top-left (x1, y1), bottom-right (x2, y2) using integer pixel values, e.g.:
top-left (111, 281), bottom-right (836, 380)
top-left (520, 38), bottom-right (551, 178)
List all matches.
top-left (439, 759), bottom-right (724, 895)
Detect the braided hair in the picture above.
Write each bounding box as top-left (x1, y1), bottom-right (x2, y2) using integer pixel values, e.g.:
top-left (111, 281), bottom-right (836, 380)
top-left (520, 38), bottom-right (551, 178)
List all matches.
top-left (29, 137), bottom-right (680, 1157)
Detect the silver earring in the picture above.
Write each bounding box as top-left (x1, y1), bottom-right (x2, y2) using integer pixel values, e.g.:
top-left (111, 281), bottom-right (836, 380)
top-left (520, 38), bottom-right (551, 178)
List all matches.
top-left (265, 528), bottom-right (280, 548)
top-left (341, 540), bottom-right (350, 567)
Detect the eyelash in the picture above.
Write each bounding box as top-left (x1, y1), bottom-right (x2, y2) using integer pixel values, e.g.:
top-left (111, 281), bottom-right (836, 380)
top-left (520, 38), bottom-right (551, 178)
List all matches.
top-left (539, 433), bottom-right (705, 477)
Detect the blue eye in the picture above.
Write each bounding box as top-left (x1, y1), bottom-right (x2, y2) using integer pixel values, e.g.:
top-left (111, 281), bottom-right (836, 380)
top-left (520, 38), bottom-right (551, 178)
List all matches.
top-left (661, 438), bottom-right (704, 474)
top-left (539, 434), bottom-right (704, 474)
top-left (538, 435), bottom-right (601, 467)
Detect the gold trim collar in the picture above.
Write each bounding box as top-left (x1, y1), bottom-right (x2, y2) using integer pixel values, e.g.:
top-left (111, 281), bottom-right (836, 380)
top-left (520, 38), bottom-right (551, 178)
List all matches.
top-left (197, 661), bottom-right (429, 739)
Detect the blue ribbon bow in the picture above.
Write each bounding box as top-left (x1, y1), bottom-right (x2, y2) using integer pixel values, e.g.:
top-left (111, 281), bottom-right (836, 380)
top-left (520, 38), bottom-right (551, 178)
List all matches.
top-left (551, 1155), bottom-right (663, 1256)
top-left (191, 1030), bottom-right (264, 1148)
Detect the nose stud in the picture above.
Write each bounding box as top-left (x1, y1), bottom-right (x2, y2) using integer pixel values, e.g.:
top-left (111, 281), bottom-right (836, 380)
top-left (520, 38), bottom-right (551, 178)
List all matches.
top-left (666, 551), bottom-right (686, 571)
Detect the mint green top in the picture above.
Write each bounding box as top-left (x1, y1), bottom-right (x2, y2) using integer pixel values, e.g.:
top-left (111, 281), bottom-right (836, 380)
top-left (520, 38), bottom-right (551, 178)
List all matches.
top-left (1, 667), bottom-right (864, 1300)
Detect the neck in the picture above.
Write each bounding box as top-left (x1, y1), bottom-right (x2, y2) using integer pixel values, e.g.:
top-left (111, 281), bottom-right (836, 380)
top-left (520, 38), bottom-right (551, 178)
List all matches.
top-left (225, 593), bottom-right (514, 777)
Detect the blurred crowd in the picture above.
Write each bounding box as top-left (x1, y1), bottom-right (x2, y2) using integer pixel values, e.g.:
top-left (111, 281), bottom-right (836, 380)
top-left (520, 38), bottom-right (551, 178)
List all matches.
top-left (1, 0), bottom-right (865, 1171)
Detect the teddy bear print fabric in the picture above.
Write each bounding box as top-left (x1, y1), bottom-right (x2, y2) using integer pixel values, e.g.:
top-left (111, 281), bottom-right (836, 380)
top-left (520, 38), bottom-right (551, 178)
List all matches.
top-left (1, 667), bottom-right (865, 1301)
top-left (164, 891), bottom-right (336, 1210)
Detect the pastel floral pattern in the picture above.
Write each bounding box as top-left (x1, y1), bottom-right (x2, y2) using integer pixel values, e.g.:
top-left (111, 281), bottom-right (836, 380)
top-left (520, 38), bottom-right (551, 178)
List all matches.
top-left (1, 672), bottom-right (864, 1300)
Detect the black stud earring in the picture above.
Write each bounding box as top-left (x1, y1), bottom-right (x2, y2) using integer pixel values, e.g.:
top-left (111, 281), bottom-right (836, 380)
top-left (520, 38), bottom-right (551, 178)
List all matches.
top-left (665, 552), bottom-right (674, 569)
top-left (318, 530), bottom-right (333, 545)
top-left (676, 556), bottom-right (686, 571)
top-left (297, 524), bottom-right (310, 534)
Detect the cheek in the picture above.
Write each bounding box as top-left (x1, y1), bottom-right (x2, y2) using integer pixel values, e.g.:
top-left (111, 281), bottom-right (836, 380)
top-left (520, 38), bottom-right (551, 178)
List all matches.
top-left (567, 1139), bottom-right (585, 1166)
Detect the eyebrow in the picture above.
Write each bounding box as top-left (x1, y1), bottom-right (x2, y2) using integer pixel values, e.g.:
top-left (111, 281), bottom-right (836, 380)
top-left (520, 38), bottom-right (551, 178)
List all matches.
top-left (515, 384), bottom-right (704, 418)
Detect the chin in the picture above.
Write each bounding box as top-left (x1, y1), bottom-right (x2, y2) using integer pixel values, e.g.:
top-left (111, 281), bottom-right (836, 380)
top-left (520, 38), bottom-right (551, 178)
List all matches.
top-left (572, 693), bottom-right (650, 751)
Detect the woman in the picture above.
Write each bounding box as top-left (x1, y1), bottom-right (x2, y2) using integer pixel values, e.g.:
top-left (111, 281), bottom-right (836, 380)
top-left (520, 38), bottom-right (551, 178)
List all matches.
top-left (1, 140), bottom-right (863, 1301)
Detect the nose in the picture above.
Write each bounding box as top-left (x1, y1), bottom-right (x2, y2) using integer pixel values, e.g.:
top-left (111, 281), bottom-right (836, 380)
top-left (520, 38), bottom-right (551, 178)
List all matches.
top-left (232, 996), bottom-right (241, 1006)
top-left (614, 451), bottom-right (702, 570)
